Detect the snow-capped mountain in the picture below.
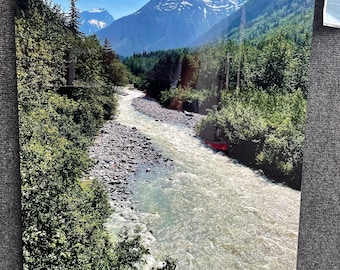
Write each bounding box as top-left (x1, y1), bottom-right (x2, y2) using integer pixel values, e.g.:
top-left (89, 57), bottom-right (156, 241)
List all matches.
top-left (151, 0), bottom-right (243, 14)
top-left (79, 8), bottom-right (114, 35)
top-left (96, 0), bottom-right (247, 56)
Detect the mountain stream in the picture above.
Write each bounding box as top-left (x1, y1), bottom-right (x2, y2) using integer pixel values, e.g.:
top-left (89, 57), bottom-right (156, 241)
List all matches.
top-left (107, 89), bottom-right (301, 270)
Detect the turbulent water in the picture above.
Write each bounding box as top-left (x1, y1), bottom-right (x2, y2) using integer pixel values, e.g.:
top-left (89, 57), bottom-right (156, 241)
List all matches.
top-left (110, 89), bottom-right (301, 270)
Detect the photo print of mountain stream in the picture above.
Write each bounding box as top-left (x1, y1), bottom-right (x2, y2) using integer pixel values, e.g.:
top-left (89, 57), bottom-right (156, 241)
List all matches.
top-left (1, 0), bottom-right (337, 269)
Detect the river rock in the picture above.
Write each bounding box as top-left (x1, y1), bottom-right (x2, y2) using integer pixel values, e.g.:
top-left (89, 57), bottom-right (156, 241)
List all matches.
top-left (86, 92), bottom-right (208, 268)
top-left (88, 120), bottom-right (174, 215)
top-left (88, 92), bottom-right (206, 213)
top-left (132, 96), bottom-right (204, 132)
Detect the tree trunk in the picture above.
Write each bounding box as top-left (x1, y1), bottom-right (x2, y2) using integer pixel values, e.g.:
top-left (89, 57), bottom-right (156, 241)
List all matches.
top-left (297, 0), bottom-right (340, 269)
top-left (0, 0), bottom-right (23, 269)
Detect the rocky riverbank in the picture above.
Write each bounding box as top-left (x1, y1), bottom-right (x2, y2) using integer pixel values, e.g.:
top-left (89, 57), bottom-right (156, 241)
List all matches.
top-left (132, 95), bottom-right (204, 132)
top-left (88, 121), bottom-right (173, 213)
top-left (87, 90), bottom-right (205, 267)
top-left (88, 90), bottom-right (204, 221)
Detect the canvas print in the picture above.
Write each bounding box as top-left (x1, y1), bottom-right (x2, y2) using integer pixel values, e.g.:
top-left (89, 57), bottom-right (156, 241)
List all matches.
top-left (1, 0), bottom-right (338, 269)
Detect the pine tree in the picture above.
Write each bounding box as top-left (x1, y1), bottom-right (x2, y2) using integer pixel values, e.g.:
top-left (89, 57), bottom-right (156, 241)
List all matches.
top-left (102, 38), bottom-right (129, 85)
top-left (103, 38), bottom-right (117, 64)
top-left (103, 38), bottom-right (113, 54)
top-left (68, 0), bottom-right (81, 36)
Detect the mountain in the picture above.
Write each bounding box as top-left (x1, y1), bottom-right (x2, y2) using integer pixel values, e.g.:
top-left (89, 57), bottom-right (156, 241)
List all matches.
top-left (194, 0), bottom-right (315, 45)
top-left (96, 0), bottom-right (248, 56)
top-left (79, 8), bottom-right (114, 35)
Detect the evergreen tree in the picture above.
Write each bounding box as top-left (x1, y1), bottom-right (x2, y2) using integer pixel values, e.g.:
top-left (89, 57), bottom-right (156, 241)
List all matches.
top-left (102, 38), bottom-right (130, 85)
top-left (257, 32), bottom-right (294, 91)
top-left (68, 0), bottom-right (81, 36)
top-left (103, 38), bottom-right (113, 54)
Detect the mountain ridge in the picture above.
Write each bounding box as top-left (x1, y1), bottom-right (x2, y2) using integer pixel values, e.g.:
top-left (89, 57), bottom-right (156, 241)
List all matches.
top-left (194, 0), bottom-right (314, 45)
top-left (95, 0), bottom-right (314, 56)
top-left (96, 0), bottom-right (247, 56)
top-left (79, 8), bottom-right (114, 35)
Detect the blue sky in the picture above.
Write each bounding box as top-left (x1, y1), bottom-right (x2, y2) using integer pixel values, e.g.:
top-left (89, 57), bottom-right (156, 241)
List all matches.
top-left (51, 0), bottom-right (149, 19)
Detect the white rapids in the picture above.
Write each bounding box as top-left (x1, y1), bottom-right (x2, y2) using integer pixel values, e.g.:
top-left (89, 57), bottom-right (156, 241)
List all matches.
top-left (109, 88), bottom-right (301, 270)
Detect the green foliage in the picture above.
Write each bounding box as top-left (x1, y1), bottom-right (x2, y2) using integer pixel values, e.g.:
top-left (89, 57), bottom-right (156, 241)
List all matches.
top-left (68, 0), bottom-right (81, 36)
top-left (16, 0), bottom-right (68, 93)
top-left (195, 41), bottom-right (230, 91)
top-left (160, 87), bottom-right (211, 106)
top-left (197, 6), bottom-right (313, 94)
top-left (111, 227), bottom-right (178, 270)
top-left (145, 50), bottom-right (183, 100)
top-left (198, 90), bottom-right (306, 188)
top-left (198, 91), bottom-right (268, 147)
top-left (124, 52), bottom-right (161, 89)
top-left (124, 48), bottom-right (193, 96)
top-left (15, 1), bottom-right (163, 269)
top-left (19, 90), bottom-right (117, 268)
top-left (255, 32), bottom-right (295, 89)
top-left (113, 228), bottom-right (150, 269)
top-left (103, 38), bottom-right (131, 85)
top-left (71, 35), bottom-right (105, 82)
top-left (257, 119), bottom-right (304, 179)
top-left (223, 0), bottom-right (314, 45)
top-left (241, 29), bottom-right (309, 94)
top-left (70, 35), bottom-right (131, 86)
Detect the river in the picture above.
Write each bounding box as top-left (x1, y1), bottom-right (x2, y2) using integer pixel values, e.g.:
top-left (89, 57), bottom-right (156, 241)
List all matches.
top-left (109, 89), bottom-right (301, 269)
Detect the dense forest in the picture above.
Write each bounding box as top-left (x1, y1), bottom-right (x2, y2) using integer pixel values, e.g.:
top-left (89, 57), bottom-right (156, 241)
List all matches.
top-left (15, 0), bottom-right (172, 269)
top-left (124, 7), bottom-right (313, 189)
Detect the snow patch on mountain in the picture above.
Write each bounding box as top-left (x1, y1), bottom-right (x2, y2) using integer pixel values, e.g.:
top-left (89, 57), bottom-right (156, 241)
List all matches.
top-left (88, 19), bottom-right (107, 29)
top-left (88, 8), bottom-right (106, 13)
top-left (152, 0), bottom-right (245, 13)
top-left (155, 1), bottom-right (178, 11)
top-left (181, 1), bottom-right (194, 6)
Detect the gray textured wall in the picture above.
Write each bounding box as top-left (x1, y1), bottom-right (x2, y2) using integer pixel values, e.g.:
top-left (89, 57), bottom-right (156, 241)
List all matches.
top-left (0, 0), bottom-right (23, 269)
top-left (297, 0), bottom-right (340, 269)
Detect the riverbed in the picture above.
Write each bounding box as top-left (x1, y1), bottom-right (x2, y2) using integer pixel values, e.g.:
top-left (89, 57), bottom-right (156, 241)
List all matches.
top-left (92, 88), bottom-right (301, 269)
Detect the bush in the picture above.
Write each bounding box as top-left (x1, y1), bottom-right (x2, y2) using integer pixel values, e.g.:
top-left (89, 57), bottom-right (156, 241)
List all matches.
top-left (197, 89), bottom-right (306, 189)
top-left (113, 228), bottom-right (150, 269)
top-left (256, 119), bottom-right (304, 188)
top-left (160, 86), bottom-right (210, 106)
top-left (19, 91), bottom-right (117, 269)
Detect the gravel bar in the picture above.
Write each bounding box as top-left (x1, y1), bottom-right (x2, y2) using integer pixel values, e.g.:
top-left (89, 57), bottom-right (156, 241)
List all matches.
top-left (88, 92), bottom-right (205, 219)
top-left (132, 95), bottom-right (205, 131)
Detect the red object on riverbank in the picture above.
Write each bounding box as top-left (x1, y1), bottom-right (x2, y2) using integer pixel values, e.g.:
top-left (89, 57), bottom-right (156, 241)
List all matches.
top-left (204, 140), bottom-right (229, 151)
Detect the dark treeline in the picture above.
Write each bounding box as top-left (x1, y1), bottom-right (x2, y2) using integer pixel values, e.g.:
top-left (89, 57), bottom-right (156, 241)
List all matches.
top-left (125, 8), bottom-right (313, 189)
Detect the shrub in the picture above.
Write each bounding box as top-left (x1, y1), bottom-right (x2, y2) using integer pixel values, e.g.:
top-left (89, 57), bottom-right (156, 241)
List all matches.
top-left (113, 227), bottom-right (150, 269)
top-left (197, 89), bottom-right (306, 189)
top-left (256, 119), bottom-right (304, 188)
top-left (160, 87), bottom-right (210, 106)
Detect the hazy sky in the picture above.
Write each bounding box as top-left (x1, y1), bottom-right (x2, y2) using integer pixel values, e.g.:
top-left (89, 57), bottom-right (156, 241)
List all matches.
top-left (51, 0), bottom-right (150, 19)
